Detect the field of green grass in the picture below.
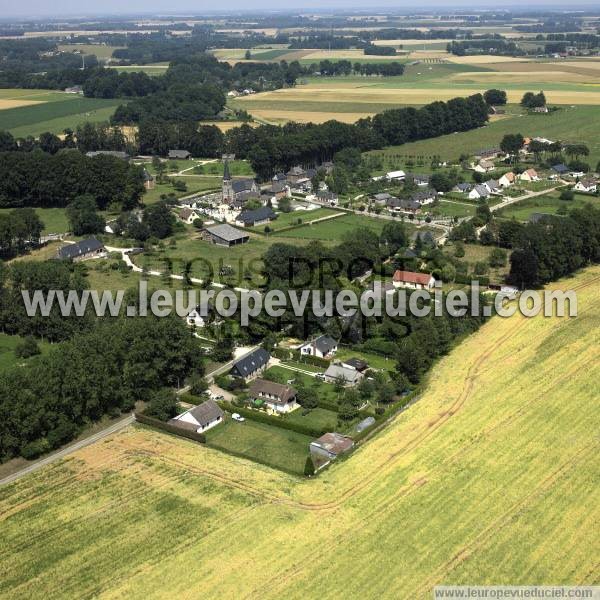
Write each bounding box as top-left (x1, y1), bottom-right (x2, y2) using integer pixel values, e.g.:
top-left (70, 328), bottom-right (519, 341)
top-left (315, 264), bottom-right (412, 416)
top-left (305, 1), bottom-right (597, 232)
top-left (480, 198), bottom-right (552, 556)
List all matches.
top-left (142, 178), bottom-right (221, 205)
top-left (192, 159), bottom-right (254, 177)
top-left (1, 267), bottom-right (597, 598)
top-left (276, 213), bottom-right (389, 241)
top-left (250, 208), bottom-right (341, 233)
top-left (0, 91), bottom-right (122, 137)
top-left (57, 44), bottom-right (124, 60)
top-left (0, 207), bottom-right (70, 234)
top-left (372, 105), bottom-right (600, 168)
top-left (204, 416), bottom-right (312, 474)
top-left (0, 333), bottom-right (51, 372)
top-left (430, 199), bottom-right (476, 218)
top-left (496, 191), bottom-right (600, 221)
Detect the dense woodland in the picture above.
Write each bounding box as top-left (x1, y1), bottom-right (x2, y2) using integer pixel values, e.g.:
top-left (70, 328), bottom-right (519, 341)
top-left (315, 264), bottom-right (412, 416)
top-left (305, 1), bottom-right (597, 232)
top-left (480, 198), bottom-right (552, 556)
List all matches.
top-left (0, 315), bottom-right (201, 461)
top-left (0, 150), bottom-right (144, 209)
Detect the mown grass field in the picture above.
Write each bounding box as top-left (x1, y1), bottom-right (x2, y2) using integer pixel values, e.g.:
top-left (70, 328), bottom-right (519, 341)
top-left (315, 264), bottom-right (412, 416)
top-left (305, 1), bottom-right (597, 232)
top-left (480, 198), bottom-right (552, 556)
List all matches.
top-left (0, 333), bottom-right (51, 372)
top-left (1, 266), bottom-right (597, 598)
top-left (373, 104), bottom-right (600, 168)
top-left (0, 207), bottom-right (70, 234)
top-left (0, 89), bottom-right (122, 137)
top-left (496, 192), bottom-right (600, 222)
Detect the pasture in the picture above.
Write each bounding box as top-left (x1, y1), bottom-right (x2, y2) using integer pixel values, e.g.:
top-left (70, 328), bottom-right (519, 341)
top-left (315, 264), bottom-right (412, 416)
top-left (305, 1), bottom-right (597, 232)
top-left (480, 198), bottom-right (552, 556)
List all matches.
top-left (0, 266), bottom-right (597, 598)
top-left (0, 89), bottom-right (122, 138)
top-left (496, 191), bottom-right (600, 222)
top-left (372, 104), bottom-right (600, 169)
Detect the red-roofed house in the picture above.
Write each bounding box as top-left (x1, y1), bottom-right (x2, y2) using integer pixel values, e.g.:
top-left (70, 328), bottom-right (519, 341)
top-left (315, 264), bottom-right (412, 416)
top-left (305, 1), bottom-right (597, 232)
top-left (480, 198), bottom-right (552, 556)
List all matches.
top-left (392, 270), bottom-right (435, 290)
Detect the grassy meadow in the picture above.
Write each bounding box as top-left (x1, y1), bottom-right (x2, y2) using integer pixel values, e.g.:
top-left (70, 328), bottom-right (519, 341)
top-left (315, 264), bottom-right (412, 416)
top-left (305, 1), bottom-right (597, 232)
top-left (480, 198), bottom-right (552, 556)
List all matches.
top-left (0, 266), bottom-right (598, 597)
top-left (0, 89), bottom-right (122, 138)
top-left (496, 191), bottom-right (600, 222)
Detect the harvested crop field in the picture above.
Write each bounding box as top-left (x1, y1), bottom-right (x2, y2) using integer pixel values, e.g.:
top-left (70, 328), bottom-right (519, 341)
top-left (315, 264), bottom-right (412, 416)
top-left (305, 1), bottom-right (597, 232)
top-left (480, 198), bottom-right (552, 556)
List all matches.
top-left (0, 267), bottom-right (598, 598)
top-left (0, 99), bottom-right (44, 110)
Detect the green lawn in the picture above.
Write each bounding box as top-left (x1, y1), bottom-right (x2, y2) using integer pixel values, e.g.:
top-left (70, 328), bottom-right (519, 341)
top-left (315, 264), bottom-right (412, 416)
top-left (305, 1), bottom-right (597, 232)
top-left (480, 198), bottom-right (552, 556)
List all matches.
top-left (203, 416), bottom-right (311, 475)
top-left (265, 366), bottom-right (342, 406)
top-left (334, 348), bottom-right (396, 372)
top-left (0, 207), bottom-right (70, 234)
top-left (0, 333), bottom-right (52, 372)
top-left (250, 208), bottom-right (342, 233)
top-left (276, 213), bottom-right (389, 241)
top-left (430, 200), bottom-right (476, 218)
top-left (192, 160), bottom-right (255, 177)
top-left (496, 192), bottom-right (600, 222)
top-left (142, 178), bottom-right (220, 205)
top-left (284, 407), bottom-right (339, 431)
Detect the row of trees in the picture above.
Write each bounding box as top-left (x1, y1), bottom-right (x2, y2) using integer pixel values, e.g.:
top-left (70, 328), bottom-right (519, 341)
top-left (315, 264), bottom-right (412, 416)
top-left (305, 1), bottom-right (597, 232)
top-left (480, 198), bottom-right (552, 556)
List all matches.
top-left (309, 59), bottom-right (405, 77)
top-left (0, 315), bottom-right (201, 461)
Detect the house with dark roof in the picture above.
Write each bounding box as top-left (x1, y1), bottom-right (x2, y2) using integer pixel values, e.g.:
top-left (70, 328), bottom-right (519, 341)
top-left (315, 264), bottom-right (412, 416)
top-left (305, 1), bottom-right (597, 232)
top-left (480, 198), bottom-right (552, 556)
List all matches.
top-left (169, 400), bottom-right (224, 433)
top-left (411, 174), bottom-right (430, 186)
top-left (232, 179), bottom-right (259, 195)
top-left (230, 348), bottom-right (271, 380)
top-left (299, 335), bottom-right (338, 359)
top-left (469, 184), bottom-right (490, 200)
top-left (57, 238), bottom-right (106, 262)
top-left (453, 182), bottom-right (473, 193)
top-left (552, 163), bottom-right (569, 175)
top-left (316, 190), bottom-right (339, 206)
top-left (168, 149), bottom-right (191, 159)
top-left (372, 192), bottom-right (394, 204)
top-left (236, 206), bottom-right (277, 227)
top-left (286, 166), bottom-right (307, 184)
top-left (201, 224), bottom-right (249, 247)
top-left (392, 270), bottom-right (435, 290)
top-left (388, 197), bottom-right (421, 213)
top-left (340, 358), bottom-right (369, 372)
top-left (270, 181), bottom-right (290, 197)
top-left (411, 189), bottom-right (437, 205)
top-left (484, 179), bottom-right (501, 194)
top-left (248, 379), bottom-right (298, 414)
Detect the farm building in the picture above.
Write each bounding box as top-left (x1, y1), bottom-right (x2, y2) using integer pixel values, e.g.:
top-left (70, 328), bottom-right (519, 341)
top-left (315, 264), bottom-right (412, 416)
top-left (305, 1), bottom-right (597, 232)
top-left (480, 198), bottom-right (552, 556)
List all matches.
top-left (235, 207), bottom-right (277, 227)
top-left (169, 400), bottom-right (224, 433)
top-left (230, 348), bottom-right (270, 380)
top-left (388, 197), bottom-right (421, 213)
top-left (168, 150), bottom-right (191, 159)
top-left (552, 163), bottom-right (569, 175)
top-left (57, 238), bottom-right (106, 262)
top-left (85, 150), bottom-right (129, 160)
top-left (411, 189), bottom-right (437, 205)
top-left (385, 170), bottom-right (406, 181)
top-left (299, 335), bottom-right (338, 359)
top-left (316, 190), bottom-right (339, 206)
top-left (248, 379), bottom-right (299, 414)
top-left (474, 159), bottom-right (495, 173)
top-left (201, 224), bottom-right (249, 247)
top-left (323, 364), bottom-right (363, 386)
top-left (310, 432), bottom-right (354, 466)
top-left (411, 174), bottom-right (430, 187)
top-left (392, 270), bottom-right (435, 290)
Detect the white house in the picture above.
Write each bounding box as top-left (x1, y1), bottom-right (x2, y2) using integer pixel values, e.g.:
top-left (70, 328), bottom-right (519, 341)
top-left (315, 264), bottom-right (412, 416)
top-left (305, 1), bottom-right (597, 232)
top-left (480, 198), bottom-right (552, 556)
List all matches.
top-left (518, 168), bottom-right (540, 182)
top-left (392, 270), bottom-right (435, 290)
top-left (499, 172), bottom-right (516, 187)
top-left (169, 400), bottom-right (224, 433)
top-left (474, 159), bottom-right (495, 173)
top-left (299, 335), bottom-right (338, 359)
top-left (469, 184), bottom-right (490, 200)
top-left (574, 179), bottom-right (598, 193)
top-left (186, 304), bottom-right (211, 328)
top-left (179, 207), bottom-right (200, 225)
top-left (248, 379), bottom-right (299, 414)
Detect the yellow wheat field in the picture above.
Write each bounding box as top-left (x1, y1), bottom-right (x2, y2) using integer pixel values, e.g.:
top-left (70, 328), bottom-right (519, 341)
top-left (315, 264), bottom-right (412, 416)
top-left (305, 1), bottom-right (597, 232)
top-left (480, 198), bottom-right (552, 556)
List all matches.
top-left (0, 99), bottom-right (45, 110)
top-left (0, 267), bottom-right (599, 599)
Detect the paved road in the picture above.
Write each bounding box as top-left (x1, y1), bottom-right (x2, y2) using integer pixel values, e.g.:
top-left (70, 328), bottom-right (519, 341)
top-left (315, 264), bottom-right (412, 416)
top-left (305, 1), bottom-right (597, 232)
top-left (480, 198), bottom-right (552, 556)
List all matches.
top-left (0, 415), bottom-right (135, 487)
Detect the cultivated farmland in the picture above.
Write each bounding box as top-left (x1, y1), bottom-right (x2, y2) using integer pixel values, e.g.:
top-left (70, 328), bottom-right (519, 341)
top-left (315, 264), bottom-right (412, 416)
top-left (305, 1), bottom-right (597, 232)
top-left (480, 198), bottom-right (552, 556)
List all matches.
top-left (0, 266), bottom-right (598, 598)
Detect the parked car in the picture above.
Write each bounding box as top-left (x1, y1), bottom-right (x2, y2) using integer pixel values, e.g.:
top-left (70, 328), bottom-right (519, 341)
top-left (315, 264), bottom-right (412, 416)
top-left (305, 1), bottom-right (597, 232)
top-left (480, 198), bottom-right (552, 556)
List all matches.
top-left (231, 413), bottom-right (245, 422)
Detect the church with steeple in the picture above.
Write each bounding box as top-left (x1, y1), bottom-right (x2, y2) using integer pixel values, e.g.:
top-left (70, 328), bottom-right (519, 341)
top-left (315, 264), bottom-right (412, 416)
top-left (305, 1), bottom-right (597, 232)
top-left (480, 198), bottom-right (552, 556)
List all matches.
top-left (222, 158), bottom-right (234, 204)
